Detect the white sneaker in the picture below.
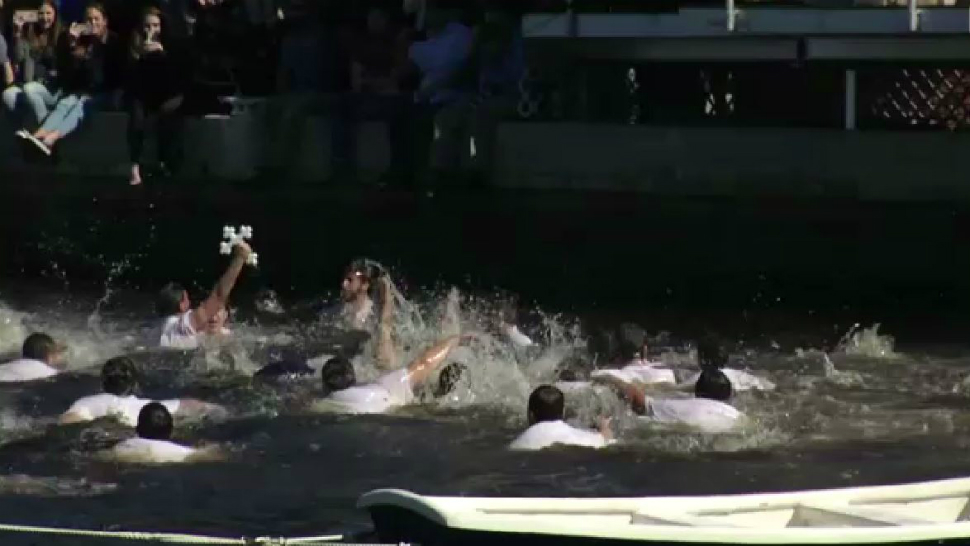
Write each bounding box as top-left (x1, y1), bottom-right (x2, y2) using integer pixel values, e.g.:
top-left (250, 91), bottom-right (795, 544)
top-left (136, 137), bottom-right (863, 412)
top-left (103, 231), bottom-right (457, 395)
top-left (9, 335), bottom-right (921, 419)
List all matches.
top-left (24, 134), bottom-right (51, 156)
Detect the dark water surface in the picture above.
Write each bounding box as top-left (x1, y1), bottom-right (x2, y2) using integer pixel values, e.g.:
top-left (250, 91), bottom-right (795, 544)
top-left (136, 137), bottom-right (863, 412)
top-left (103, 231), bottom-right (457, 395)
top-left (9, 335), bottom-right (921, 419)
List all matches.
top-left (0, 174), bottom-right (969, 543)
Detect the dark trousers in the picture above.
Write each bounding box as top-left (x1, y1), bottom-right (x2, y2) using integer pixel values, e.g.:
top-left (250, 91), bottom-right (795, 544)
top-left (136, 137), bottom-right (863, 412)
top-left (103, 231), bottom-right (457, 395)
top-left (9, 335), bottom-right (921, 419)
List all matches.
top-left (127, 94), bottom-right (184, 167)
top-left (330, 92), bottom-right (414, 185)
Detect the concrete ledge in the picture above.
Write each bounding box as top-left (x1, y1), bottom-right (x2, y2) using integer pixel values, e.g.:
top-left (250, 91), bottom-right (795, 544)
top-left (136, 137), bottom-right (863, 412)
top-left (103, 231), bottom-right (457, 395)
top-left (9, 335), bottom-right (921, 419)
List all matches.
top-left (493, 123), bottom-right (970, 201)
top-left (4, 111), bottom-right (970, 202)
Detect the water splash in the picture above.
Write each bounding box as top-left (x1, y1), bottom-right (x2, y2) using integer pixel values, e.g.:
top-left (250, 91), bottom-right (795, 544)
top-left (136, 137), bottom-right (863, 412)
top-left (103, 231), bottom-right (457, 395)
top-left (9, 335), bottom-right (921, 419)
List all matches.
top-left (0, 304), bottom-right (28, 356)
top-left (836, 323), bottom-right (898, 359)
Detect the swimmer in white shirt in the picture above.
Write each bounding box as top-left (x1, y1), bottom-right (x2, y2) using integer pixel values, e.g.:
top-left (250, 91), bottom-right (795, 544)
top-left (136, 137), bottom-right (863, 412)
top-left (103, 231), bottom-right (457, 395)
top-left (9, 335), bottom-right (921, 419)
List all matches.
top-left (677, 337), bottom-right (775, 392)
top-left (60, 356), bottom-right (227, 426)
top-left (510, 385), bottom-right (613, 451)
top-left (597, 353), bottom-right (745, 434)
top-left (591, 341), bottom-right (677, 387)
top-left (0, 333), bottom-right (67, 382)
top-left (109, 403), bottom-right (223, 464)
top-left (156, 241), bottom-right (252, 350)
top-left (313, 334), bottom-right (471, 414)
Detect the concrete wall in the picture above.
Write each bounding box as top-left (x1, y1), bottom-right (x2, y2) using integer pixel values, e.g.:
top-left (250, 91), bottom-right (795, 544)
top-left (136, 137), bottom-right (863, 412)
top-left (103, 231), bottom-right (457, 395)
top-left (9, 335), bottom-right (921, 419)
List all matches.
top-left (4, 111), bottom-right (970, 202)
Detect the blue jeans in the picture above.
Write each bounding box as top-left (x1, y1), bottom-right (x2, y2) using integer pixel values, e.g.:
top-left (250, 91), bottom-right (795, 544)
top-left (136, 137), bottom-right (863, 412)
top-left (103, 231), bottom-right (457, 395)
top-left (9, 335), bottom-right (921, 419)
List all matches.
top-left (2, 82), bottom-right (60, 128)
top-left (38, 92), bottom-right (103, 138)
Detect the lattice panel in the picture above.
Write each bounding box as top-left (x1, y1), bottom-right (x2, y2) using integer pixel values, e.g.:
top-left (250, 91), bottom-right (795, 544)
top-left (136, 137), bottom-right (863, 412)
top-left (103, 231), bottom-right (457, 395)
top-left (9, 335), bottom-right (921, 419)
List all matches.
top-left (868, 68), bottom-right (970, 130)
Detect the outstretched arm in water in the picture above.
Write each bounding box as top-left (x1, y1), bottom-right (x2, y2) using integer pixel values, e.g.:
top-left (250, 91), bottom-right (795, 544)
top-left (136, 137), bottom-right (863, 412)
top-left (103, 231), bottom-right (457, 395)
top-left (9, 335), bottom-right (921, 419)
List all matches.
top-left (405, 334), bottom-right (473, 389)
top-left (190, 242), bottom-right (252, 332)
top-left (592, 374), bottom-right (648, 415)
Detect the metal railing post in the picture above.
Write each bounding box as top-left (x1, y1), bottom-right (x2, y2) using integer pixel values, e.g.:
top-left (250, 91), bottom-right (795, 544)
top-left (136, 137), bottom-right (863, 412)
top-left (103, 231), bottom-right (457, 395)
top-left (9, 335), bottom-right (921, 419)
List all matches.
top-left (908, 0), bottom-right (919, 32)
top-left (727, 0), bottom-right (736, 32)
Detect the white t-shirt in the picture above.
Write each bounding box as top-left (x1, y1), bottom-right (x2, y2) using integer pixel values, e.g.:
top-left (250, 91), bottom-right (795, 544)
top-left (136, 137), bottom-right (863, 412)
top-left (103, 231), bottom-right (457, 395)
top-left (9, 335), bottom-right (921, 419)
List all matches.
top-left (509, 420), bottom-right (610, 451)
top-left (112, 438), bottom-right (197, 464)
top-left (592, 362), bottom-right (677, 386)
top-left (682, 367), bottom-right (775, 392)
top-left (0, 359), bottom-right (59, 382)
top-left (159, 311), bottom-right (199, 350)
top-left (318, 368), bottom-right (413, 414)
top-left (65, 394), bottom-right (181, 427)
top-left (644, 397), bottom-right (742, 433)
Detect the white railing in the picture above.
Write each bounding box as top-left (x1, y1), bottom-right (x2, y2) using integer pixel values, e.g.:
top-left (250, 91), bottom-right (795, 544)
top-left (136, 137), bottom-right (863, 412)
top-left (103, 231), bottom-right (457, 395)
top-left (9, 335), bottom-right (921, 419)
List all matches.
top-left (722, 0), bottom-right (921, 32)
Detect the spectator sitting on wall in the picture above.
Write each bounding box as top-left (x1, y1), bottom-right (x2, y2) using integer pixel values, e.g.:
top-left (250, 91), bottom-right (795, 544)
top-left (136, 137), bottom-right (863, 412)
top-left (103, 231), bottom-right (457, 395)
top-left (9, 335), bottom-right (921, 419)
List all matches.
top-left (19, 2), bottom-right (126, 157)
top-left (407, 0), bottom-right (474, 188)
top-left (3, 2), bottom-right (63, 132)
top-left (126, 6), bottom-right (188, 186)
top-left (331, 2), bottom-right (415, 186)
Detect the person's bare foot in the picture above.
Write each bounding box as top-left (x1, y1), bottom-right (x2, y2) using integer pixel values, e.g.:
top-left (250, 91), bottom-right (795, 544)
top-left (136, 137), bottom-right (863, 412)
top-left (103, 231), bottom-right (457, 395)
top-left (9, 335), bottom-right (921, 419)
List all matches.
top-left (41, 132), bottom-right (60, 147)
top-left (129, 164), bottom-right (142, 186)
top-left (33, 129), bottom-right (49, 139)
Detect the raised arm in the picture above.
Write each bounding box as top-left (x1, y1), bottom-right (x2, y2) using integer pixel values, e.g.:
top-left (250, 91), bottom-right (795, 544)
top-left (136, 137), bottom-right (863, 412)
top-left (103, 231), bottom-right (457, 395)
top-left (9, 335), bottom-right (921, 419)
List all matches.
top-left (190, 242), bottom-right (251, 332)
top-left (375, 276), bottom-right (397, 370)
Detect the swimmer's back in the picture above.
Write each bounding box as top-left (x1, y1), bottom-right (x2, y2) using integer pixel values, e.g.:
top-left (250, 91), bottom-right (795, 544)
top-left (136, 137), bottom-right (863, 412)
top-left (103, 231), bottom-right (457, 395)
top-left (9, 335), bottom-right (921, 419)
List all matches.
top-left (0, 358), bottom-right (59, 382)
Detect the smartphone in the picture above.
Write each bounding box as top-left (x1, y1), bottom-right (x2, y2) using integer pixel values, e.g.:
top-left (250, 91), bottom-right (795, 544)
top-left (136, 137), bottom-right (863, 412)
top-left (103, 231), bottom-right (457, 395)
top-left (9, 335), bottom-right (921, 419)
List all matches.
top-left (14, 10), bottom-right (39, 24)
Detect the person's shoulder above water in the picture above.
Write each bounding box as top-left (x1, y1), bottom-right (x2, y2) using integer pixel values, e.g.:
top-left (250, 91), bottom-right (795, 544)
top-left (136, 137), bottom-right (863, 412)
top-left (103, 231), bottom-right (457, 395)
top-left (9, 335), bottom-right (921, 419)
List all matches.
top-left (112, 437), bottom-right (198, 463)
top-left (510, 420), bottom-right (610, 451)
top-left (0, 332), bottom-right (66, 382)
top-left (645, 397), bottom-right (742, 434)
top-left (681, 367), bottom-right (775, 392)
top-left (0, 358), bottom-right (59, 382)
top-left (63, 393), bottom-right (180, 426)
top-left (108, 402), bottom-right (223, 464)
top-left (510, 385), bottom-right (613, 451)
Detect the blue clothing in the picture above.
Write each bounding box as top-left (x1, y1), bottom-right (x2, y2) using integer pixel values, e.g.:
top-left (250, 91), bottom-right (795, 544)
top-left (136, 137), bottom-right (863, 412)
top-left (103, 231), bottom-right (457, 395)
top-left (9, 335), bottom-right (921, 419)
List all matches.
top-left (409, 22), bottom-right (474, 106)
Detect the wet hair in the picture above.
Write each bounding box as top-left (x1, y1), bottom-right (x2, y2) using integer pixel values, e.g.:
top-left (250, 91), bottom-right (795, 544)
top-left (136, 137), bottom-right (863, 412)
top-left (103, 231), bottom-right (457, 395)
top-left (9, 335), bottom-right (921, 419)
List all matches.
top-left (101, 357), bottom-right (138, 396)
top-left (136, 402), bottom-right (173, 440)
top-left (22, 333), bottom-right (57, 362)
top-left (433, 362), bottom-right (467, 398)
top-left (527, 385), bottom-right (565, 424)
top-left (253, 359), bottom-right (314, 385)
top-left (345, 258), bottom-right (383, 285)
top-left (321, 357), bottom-right (356, 394)
top-left (156, 283), bottom-right (186, 317)
top-left (696, 336), bottom-right (728, 370)
top-left (695, 369), bottom-right (733, 402)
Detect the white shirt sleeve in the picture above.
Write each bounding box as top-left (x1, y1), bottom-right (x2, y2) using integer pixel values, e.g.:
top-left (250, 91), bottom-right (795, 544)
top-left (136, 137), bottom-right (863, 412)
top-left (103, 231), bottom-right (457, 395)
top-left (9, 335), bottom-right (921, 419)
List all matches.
top-left (160, 311), bottom-right (198, 349)
top-left (375, 368), bottom-right (413, 405)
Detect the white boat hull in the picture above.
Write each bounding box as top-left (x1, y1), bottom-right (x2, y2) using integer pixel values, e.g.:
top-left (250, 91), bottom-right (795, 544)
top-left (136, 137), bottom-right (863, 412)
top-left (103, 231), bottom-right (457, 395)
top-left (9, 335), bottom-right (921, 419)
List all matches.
top-left (359, 476), bottom-right (970, 545)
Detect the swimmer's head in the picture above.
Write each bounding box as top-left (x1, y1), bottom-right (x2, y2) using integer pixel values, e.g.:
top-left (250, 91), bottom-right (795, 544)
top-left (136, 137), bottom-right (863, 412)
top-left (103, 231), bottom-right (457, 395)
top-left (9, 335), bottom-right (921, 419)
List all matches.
top-left (136, 402), bottom-right (173, 441)
top-left (696, 336), bottom-right (728, 370)
top-left (433, 362), bottom-right (468, 398)
top-left (527, 385), bottom-right (565, 425)
top-left (321, 356), bottom-right (356, 394)
top-left (341, 259), bottom-right (381, 302)
top-left (22, 332), bottom-right (64, 367)
top-left (157, 283), bottom-right (189, 317)
top-left (102, 356), bottom-right (138, 396)
top-left (695, 368), bottom-right (733, 402)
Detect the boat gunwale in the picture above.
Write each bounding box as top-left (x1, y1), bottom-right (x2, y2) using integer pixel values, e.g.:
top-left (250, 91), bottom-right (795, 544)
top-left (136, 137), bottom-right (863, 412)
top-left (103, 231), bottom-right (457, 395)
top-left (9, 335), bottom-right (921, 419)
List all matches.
top-left (358, 476), bottom-right (970, 544)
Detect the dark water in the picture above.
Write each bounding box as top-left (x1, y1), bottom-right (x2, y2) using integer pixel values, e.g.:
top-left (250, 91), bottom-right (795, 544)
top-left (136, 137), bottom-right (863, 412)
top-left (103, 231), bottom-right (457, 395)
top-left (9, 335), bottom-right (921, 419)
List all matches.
top-left (0, 174), bottom-right (969, 543)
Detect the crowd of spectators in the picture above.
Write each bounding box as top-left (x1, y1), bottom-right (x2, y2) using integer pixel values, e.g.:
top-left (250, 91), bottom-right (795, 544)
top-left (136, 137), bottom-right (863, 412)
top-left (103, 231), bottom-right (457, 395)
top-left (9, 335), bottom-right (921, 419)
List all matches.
top-left (0, 0), bottom-right (528, 187)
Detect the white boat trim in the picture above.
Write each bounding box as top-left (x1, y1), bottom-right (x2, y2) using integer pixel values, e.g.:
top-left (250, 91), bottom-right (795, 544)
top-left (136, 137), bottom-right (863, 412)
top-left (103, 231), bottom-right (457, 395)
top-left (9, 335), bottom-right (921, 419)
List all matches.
top-left (359, 476), bottom-right (970, 543)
